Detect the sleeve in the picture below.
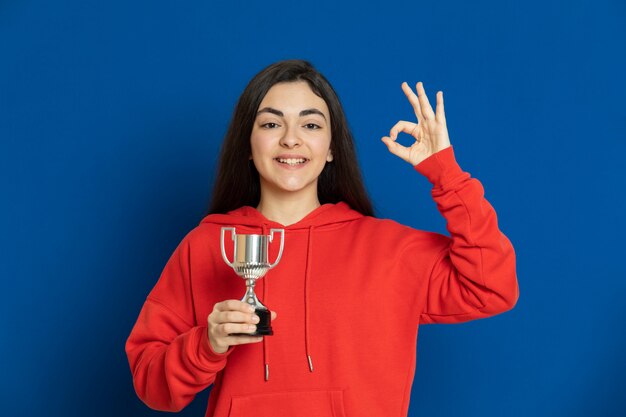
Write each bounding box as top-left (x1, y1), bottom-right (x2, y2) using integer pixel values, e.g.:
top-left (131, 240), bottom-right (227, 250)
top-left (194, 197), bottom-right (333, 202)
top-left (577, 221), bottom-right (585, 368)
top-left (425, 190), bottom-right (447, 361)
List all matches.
top-left (413, 146), bottom-right (519, 324)
top-left (125, 236), bottom-right (233, 412)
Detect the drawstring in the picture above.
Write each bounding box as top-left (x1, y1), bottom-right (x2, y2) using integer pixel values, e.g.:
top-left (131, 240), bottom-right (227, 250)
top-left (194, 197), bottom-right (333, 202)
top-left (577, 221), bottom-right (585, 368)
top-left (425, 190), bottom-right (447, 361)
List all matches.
top-left (260, 223), bottom-right (315, 380)
top-left (261, 224), bottom-right (270, 382)
top-left (304, 226), bottom-right (314, 373)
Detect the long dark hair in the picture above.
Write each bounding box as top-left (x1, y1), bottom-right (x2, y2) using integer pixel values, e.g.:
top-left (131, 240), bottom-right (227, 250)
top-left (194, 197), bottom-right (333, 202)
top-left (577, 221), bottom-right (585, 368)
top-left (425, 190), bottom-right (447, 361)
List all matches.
top-left (208, 59), bottom-right (374, 217)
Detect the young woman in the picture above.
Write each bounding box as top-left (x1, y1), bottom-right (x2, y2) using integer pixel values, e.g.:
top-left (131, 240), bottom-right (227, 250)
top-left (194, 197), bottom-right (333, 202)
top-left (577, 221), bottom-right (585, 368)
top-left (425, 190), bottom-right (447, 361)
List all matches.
top-left (126, 60), bottom-right (519, 417)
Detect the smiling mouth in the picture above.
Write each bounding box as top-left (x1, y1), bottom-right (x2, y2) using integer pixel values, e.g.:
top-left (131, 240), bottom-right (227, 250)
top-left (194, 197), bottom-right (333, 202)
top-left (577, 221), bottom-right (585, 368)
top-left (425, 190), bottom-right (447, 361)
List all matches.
top-left (274, 158), bottom-right (309, 166)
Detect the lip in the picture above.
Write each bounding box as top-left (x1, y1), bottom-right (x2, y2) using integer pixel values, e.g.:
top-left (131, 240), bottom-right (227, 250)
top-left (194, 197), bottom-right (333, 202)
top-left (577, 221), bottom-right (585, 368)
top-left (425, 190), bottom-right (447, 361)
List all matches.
top-left (274, 154), bottom-right (309, 160)
top-left (273, 154), bottom-right (310, 169)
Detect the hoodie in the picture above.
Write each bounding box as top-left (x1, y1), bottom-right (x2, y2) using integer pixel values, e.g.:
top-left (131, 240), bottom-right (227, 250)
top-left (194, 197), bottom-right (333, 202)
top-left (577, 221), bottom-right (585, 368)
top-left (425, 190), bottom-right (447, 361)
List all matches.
top-left (125, 146), bottom-right (519, 417)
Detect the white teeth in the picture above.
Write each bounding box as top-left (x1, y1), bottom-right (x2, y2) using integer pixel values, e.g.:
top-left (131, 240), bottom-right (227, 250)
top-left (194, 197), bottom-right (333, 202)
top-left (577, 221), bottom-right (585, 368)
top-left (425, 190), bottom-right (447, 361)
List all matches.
top-left (276, 158), bottom-right (306, 166)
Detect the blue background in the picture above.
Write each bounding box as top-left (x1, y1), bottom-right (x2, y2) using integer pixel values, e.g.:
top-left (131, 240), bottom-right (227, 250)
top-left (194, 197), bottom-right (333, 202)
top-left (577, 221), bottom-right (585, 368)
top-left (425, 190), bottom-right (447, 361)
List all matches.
top-left (1, 0), bottom-right (625, 416)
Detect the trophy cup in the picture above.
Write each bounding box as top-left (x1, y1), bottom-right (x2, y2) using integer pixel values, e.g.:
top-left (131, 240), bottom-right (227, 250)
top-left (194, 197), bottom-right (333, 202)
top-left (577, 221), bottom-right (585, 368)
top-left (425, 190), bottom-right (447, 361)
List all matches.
top-left (220, 227), bottom-right (284, 336)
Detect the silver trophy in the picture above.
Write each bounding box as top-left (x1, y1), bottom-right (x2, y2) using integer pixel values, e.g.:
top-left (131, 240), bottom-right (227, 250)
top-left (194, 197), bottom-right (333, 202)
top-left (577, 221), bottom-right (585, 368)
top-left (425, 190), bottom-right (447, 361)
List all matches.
top-left (220, 227), bottom-right (284, 336)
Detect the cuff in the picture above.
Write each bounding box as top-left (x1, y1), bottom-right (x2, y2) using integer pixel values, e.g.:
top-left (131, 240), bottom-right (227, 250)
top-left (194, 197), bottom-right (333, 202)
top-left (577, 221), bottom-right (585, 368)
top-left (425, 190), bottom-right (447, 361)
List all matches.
top-left (413, 146), bottom-right (466, 187)
top-left (197, 326), bottom-right (233, 364)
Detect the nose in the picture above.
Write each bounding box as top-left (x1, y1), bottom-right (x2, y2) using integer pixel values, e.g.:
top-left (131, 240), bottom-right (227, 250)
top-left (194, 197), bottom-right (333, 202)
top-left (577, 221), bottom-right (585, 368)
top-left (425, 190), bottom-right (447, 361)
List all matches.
top-left (279, 124), bottom-right (301, 149)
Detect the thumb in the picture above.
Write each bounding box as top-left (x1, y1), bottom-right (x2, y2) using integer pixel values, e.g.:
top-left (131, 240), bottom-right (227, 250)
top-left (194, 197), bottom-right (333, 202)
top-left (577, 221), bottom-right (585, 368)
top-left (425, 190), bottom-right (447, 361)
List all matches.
top-left (271, 311), bottom-right (277, 320)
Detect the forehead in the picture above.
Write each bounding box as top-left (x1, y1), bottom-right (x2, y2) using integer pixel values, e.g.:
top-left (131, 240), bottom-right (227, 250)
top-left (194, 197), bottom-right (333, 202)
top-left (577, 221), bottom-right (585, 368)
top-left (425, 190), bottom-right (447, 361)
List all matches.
top-left (258, 81), bottom-right (329, 115)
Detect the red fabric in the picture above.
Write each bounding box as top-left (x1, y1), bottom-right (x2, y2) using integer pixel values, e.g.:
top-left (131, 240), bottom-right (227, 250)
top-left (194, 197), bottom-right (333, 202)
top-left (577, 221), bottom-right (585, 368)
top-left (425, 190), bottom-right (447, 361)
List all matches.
top-left (125, 146), bottom-right (519, 416)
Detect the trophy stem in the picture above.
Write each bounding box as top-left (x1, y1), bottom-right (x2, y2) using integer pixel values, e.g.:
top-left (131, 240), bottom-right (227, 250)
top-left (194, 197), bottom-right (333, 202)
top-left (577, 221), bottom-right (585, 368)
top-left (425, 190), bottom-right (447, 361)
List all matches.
top-left (242, 278), bottom-right (268, 310)
top-left (236, 277), bottom-right (273, 336)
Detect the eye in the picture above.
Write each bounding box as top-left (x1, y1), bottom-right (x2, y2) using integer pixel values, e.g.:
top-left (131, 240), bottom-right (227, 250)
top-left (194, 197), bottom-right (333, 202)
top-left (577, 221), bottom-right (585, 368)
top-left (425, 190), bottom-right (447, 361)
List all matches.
top-left (261, 122), bottom-right (279, 129)
top-left (304, 123), bottom-right (321, 130)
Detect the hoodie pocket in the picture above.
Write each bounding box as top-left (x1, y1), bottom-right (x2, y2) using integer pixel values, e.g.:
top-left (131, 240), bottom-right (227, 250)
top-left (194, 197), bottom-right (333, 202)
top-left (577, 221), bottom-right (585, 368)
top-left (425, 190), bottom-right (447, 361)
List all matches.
top-left (228, 389), bottom-right (346, 417)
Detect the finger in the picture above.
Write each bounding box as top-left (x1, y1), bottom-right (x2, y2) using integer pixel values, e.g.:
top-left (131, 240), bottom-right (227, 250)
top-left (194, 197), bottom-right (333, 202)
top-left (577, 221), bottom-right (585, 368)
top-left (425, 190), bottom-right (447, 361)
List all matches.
top-left (220, 322), bottom-right (258, 335)
top-left (416, 82), bottom-right (435, 119)
top-left (381, 136), bottom-right (410, 162)
top-left (215, 299), bottom-right (255, 314)
top-left (271, 311), bottom-right (277, 320)
top-left (435, 91), bottom-right (446, 124)
top-left (217, 310), bottom-right (259, 325)
top-left (389, 120), bottom-right (420, 140)
top-left (401, 82), bottom-right (424, 122)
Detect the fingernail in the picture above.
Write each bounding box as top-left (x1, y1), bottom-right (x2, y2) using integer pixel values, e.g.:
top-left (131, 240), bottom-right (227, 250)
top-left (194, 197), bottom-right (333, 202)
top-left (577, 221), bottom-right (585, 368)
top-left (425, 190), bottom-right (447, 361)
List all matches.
top-left (248, 325), bottom-right (256, 331)
top-left (248, 305), bottom-right (255, 312)
top-left (252, 315), bottom-right (260, 323)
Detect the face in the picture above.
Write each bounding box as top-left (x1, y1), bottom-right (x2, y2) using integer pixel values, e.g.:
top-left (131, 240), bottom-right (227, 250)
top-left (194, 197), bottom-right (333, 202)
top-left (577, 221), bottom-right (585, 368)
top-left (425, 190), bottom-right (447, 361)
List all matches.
top-left (250, 81), bottom-right (333, 199)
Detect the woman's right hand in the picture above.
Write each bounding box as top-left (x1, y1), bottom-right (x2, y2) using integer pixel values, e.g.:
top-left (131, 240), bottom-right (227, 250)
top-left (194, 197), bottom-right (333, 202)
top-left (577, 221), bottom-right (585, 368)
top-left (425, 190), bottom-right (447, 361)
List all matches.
top-left (207, 300), bottom-right (277, 354)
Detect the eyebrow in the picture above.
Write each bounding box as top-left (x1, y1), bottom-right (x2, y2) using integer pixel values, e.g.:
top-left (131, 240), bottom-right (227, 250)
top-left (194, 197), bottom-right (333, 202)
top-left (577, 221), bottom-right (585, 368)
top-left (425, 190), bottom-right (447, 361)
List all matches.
top-left (257, 107), bottom-right (327, 120)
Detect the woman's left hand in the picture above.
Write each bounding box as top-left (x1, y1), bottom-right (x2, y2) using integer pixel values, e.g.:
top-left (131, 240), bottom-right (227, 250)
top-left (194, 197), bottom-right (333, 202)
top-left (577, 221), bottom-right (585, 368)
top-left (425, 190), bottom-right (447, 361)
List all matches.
top-left (381, 82), bottom-right (451, 166)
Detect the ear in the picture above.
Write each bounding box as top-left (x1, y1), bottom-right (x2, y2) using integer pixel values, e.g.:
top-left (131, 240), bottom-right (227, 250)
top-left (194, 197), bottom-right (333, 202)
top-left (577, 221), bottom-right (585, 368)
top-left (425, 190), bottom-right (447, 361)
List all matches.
top-left (326, 150), bottom-right (333, 162)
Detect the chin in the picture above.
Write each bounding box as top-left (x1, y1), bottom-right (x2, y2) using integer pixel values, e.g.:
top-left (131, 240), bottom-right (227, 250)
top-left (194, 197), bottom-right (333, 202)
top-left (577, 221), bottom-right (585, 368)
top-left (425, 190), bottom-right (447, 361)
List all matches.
top-left (265, 179), bottom-right (318, 196)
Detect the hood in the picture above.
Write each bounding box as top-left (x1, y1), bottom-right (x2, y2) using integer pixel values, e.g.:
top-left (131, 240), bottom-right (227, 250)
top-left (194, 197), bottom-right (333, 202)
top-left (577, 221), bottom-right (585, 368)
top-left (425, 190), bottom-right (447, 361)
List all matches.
top-left (200, 201), bottom-right (364, 230)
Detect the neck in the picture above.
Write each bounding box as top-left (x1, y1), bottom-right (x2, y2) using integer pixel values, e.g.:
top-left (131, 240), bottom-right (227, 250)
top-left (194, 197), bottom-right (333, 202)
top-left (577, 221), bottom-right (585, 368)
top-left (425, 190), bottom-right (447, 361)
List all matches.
top-left (256, 189), bottom-right (321, 226)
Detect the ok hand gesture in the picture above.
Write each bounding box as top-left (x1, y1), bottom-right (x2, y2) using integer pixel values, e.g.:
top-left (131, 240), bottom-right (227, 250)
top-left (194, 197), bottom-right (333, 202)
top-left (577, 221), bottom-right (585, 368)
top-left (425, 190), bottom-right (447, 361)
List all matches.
top-left (381, 82), bottom-right (451, 166)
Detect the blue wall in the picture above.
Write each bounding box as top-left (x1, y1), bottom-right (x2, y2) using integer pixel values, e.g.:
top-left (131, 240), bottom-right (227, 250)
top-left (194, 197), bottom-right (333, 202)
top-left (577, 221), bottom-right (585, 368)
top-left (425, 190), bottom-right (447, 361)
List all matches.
top-left (1, 1), bottom-right (625, 416)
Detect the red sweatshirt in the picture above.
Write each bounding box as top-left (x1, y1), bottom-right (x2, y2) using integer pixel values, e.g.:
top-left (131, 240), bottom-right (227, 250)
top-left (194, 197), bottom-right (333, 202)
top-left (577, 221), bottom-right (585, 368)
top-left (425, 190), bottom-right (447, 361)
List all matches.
top-left (125, 146), bottom-right (519, 417)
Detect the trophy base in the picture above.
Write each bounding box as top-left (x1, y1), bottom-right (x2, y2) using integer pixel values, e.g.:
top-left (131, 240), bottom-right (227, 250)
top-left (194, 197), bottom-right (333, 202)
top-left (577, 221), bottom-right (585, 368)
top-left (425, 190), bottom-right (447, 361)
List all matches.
top-left (231, 308), bottom-right (273, 336)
